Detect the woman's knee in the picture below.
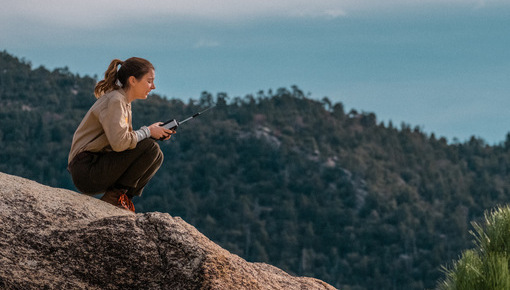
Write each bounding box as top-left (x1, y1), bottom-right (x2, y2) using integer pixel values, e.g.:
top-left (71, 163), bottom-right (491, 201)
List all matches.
top-left (139, 138), bottom-right (164, 164)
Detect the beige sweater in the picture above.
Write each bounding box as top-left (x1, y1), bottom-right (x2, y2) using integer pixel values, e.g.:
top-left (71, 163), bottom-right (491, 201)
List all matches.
top-left (68, 89), bottom-right (137, 165)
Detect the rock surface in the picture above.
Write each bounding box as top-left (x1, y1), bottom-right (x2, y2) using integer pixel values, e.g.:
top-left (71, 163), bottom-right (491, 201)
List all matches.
top-left (0, 172), bottom-right (336, 289)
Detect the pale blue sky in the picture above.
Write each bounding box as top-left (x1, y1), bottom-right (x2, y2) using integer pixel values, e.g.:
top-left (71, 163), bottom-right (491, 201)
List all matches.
top-left (1, 0), bottom-right (509, 144)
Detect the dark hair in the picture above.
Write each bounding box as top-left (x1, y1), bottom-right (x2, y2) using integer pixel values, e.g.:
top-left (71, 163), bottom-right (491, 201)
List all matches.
top-left (94, 57), bottom-right (154, 98)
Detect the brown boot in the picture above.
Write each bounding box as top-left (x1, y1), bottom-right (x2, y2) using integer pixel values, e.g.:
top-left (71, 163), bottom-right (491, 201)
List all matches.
top-left (101, 189), bottom-right (135, 212)
top-left (100, 188), bottom-right (123, 205)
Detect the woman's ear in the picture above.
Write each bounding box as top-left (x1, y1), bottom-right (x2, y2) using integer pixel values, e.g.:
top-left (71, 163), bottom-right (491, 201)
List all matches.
top-left (128, 75), bottom-right (137, 87)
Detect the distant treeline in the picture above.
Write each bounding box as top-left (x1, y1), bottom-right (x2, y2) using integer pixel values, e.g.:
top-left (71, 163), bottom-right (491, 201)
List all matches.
top-left (2, 50), bottom-right (510, 289)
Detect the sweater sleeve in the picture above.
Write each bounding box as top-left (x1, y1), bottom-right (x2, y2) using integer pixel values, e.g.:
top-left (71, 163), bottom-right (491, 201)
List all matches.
top-left (134, 126), bottom-right (151, 142)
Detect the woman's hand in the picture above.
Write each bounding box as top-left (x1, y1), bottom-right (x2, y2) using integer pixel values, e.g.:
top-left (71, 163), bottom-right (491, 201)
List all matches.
top-left (148, 122), bottom-right (176, 140)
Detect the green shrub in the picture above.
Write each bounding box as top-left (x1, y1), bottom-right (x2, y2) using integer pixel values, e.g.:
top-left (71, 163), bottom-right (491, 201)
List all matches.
top-left (439, 205), bottom-right (510, 290)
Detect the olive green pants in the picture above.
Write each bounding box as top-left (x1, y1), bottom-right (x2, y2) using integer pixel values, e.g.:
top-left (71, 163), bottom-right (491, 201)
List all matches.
top-left (68, 139), bottom-right (164, 197)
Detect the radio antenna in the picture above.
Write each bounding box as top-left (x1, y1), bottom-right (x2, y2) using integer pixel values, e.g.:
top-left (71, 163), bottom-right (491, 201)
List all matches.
top-left (179, 106), bottom-right (215, 125)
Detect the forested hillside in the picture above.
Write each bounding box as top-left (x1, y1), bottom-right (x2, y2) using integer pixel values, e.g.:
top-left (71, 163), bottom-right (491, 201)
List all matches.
top-left (2, 50), bottom-right (510, 289)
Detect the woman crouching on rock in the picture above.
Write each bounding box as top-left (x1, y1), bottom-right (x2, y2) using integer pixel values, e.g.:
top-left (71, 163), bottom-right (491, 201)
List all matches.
top-left (67, 57), bottom-right (174, 212)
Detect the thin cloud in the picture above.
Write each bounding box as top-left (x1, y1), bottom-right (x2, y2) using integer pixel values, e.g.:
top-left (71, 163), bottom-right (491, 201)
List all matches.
top-left (194, 39), bottom-right (221, 49)
top-left (0, 0), bottom-right (504, 28)
top-left (2, 0), bottom-right (349, 26)
top-left (324, 9), bottom-right (347, 18)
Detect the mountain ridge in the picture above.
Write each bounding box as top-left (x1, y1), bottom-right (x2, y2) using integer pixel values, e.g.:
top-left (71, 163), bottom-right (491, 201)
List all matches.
top-left (3, 50), bottom-right (510, 289)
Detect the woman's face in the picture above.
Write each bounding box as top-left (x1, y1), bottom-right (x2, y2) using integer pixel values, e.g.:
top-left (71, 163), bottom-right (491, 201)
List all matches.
top-left (128, 69), bottom-right (156, 101)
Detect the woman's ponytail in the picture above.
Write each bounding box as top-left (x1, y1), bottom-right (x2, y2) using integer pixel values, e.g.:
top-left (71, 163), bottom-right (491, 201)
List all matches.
top-left (94, 59), bottom-right (123, 98)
